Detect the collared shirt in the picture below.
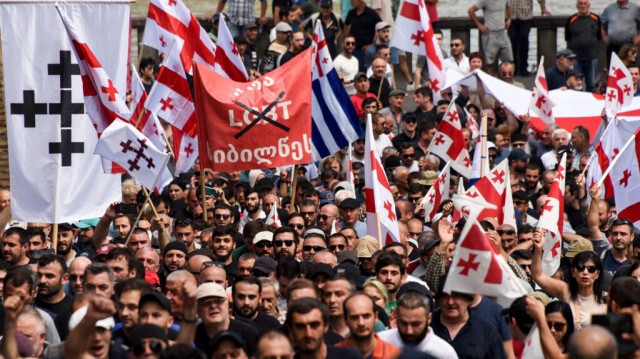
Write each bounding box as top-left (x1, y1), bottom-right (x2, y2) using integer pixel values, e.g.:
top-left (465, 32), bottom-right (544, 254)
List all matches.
top-left (444, 54), bottom-right (471, 75)
top-left (431, 310), bottom-right (506, 359)
top-left (510, 0), bottom-right (545, 20)
top-left (336, 333), bottom-right (403, 359)
top-left (378, 327), bottom-right (458, 359)
top-left (601, 1), bottom-right (640, 45)
top-left (223, 0), bottom-right (267, 26)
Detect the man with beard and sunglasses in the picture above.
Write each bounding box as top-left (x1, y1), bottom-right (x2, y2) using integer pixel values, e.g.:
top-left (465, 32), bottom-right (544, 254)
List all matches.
top-left (232, 275), bottom-right (281, 332)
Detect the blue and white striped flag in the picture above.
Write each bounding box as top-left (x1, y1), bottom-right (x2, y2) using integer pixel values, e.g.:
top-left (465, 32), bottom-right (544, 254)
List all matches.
top-left (311, 21), bottom-right (362, 161)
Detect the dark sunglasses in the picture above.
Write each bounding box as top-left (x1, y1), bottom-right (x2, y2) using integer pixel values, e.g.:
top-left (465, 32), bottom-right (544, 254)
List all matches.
top-left (547, 322), bottom-right (566, 331)
top-left (497, 229), bottom-right (515, 236)
top-left (519, 264), bottom-right (531, 270)
top-left (345, 41), bottom-right (355, 46)
top-left (403, 154), bottom-right (415, 159)
top-left (408, 196), bottom-right (422, 203)
top-left (574, 263), bottom-right (597, 273)
top-left (303, 245), bottom-right (325, 252)
top-left (255, 241), bottom-right (273, 249)
top-left (201, 261), bottom-right (225, 271)
top-left (404, 118), bottom-right (417, 124)
top-left (300, 211), bottom-right (316, 216)
top-left (175, 218), bottom-right (193, 226)
top-left (450, 43), bottom-right (462, 47)
top-left (274, 240), bottom-right (295, 247)
top-left (214, 214), bottom-right (231, 220)
top-left (132, 340), bottom-right (164, 356)
top-left (69, 274), bottom-right (83, 281)
top-left (289, 223), bottom-right (305, 230)
top-left (318, 214), bottom-right (334, 221)
top-left (329, 244), bottom-right (346, 251)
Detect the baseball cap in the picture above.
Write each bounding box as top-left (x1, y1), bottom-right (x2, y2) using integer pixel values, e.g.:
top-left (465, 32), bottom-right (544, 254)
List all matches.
top-left (421, 239), bottom-right (440, 255)
top-left (512, 190), bottom-right (529, 201)
top-left (73, 218), bottom-right (100, 229)
top-left (397, 282), bottom-right (430, 299)
top-left (384, 155), bottom-right (402, 169)
top-left (334, 263), bottom-right (364, 288)
top-left (197, 282), bottom-right (228, 300)
top-left (253, 257), bottom-right (277, 273)
top-left (508, 148), bottom-right (530, 161)
top-left (255, 177), bottom-right (275, 191)
top-left (275, 22), bottom-right (293, 33)
top-left (354, 72), bottom-right (368, 81)
top-left (208, 331), bottom-right (248, 357)
top-left (339, 198), bottom-right (360, 210)
top-left (245, 21), bottom-right (258, 29)
top-left (375, 21), bottom-right (390, 32)
top-left (319, 190), bottom-right (335, 205)
top-left (140, 292), bottom-right (173, 315)
top-left (68, 305), bottom-right (115, 331)
top-left (567, 69), bottom-right (584, 78)
top-left (556, 48), bottom-right (576, 59)
top-left (337, 250), bottom-right (358, 265)
top-left (129, 324), bottom-right (169, 344)
top-left (355, 235), bottom-right (379, 258)
top-left (511, 133), bottom-right (528, 143)
top-left (253, 231), bottom-right (274, 244)
top-left (306, 263), bottom-right (335, 280)
top-left (320, 0), bottom-right (333, 7)
top-left (557, 145), bottom-right (571, 156)
top-left (566, 237), bottom-right (594, 258)
top-left (95, 244), bottom-right (116, 257)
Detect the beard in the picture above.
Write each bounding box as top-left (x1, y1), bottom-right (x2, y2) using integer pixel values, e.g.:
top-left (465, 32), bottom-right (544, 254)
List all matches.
top-left (399, 324), bottom-right (429, 345)
top-left (234, 304), bottom-right (257, 319)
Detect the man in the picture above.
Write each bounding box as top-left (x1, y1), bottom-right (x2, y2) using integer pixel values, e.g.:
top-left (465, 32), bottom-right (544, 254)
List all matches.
top-left (127, 324), bottom-right (170, 359)
top-left (165, 270), bottom-right (198, 324)
top-left (138, 291), bottom-right (175, 335)
top-left (238, 253), bottom-right (257, 276)
top-left (431, 288), bottom-right (506, 358)
top-left (200, 262), bottom-right (228, 287)
top-left (278, 30), bottom-right (305, 67)
top-left (83, 262), bottom-right (115, 298)
top-left (334, 35), bottom-right (360, 95)
top-left (392, 113), bottom-right (418, 149)
top-left (262, 22), bottom-right (292, 73)
top-left (565, 69), bottom-right (585, 91)
top-left (232, 275), bottom-right (281, 332)
top-left (601, 0), bottom-right (640, 60)
top-left (318, 204), bottom-right (340, 237)
top-left (287, 297), bottom-right (362, 358)
top-left (253, 231), bottom-right (275, 258)
top-left (630, 64), bottom-right (640, 96)
top-left (336, 293), bottom-right (402, 358)
top-left (365, 21), bottom-right (391, 69)
top-left (328, 234), bottom-right (349, 255)
top-left (255, 330), bottom-right (295, 359)
top-left (215, 0), bottom-right (266, 38)
top-left (566, 0), bottom-right (602, 92)
top-left (369, 113), bottom-right (393, 159)
top-left (509, 0), bottom-right (550, 76)
top-left (524, 163), bottom-right (542, 196)
top-left (379, 90), bottom-right (405, 135)
top-left (302, 230), bottom-right (328, 261)
top-left (135, 247), bottom-right (160, 273)
top-left (259, 278), bottom-right (281, 322)
top-left (211, 226), bottom-right (238, 284)
top-left (194, 282), bottom-right (259, 353)
top-left (368, 58), bottom-right (392, 107)
top-left (571, 125), bottom-right (591, 169)
top-left (498, 61), bottom-right (524, 88)
top-left (105, 248), bottom-right (138, 283)
top-left (497, 224), bottom-right (518, 253)
top-left (468, 0), bottom-right (513, 76)
top-left (344, 0), bottom-right (382, 72)
top-left (414, 120), bottom-right (437, 159)
top-left (378, 286), bottom-right (458, 358)
top-left (511, 250), bottom-right (533, 281)
top-left (175, 218), bottom-right (198, 252)
top-left (26, 227), bottom-right (47, 259)
top-left (243, 22), bottom-right (260, 73)
top-left (0, 188), bottom-right (9, 212)
top-left (338, 198), bottom-right (366, 238)
top-left (546, 49), bottom-right (576, 91)
top-left (2, 227), bottom-right (30, 266)
top-left (273, 226), bottom-right (299, 260)
top-left (375, 251), bottom-right (405, 312)
top-left (35, 254), bottom-right (72, 326)
top-left (444, 37), bottom-right (470, 75)
top-left (112, 279), bottom-right (153, 347)
top-left (303, 0), bottom-right (343, 59)
top-left (67, 256), bottom-right (91, 296)
top-left (54, 223), bottom-right (77, 266)
top-left (161, 241), bottom-right (188, 288)
top-left (16, 307), bottom-right (48, 358)
top-left (299, 199), bottom-right (319, 228)
top-left (598, 216), bottom-right (633, 275)
top-left (323, 277), bottom-right (355, 338)
top-left (350, 73), bottom-right (377, 119)
top-left (568, 325), bottom-right (618, 358)
top-left (213, 203), bottom-right (235, 229)
top-left (127, 228), bottom-right (151, 256)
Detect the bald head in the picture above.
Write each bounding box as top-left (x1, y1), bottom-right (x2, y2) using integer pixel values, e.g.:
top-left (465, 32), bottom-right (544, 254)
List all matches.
top-left (185, 255), bottom-right (212, 276)
top-left (312, 250), bottom-right (338, 268)
top-left (199, 263), bottom-right (227, 287)
top-left (568, 325), bottom-right (617, 359)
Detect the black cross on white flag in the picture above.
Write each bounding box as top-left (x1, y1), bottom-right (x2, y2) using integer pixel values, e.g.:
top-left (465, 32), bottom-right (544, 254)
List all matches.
top-left (0, 2), bottom-right (129, 222)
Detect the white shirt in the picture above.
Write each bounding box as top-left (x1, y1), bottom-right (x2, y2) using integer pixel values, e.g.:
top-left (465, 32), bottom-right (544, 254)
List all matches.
top-left (333, 54), bottom-right (360, 95)
top-left (541, 150), bottom-right (558, 170)
top-left (374, 134), bottom-right (393, 158)
top-left (444, 54), bottom-right (471, 75)
top-left (378, 327), bottom-right (459, 359)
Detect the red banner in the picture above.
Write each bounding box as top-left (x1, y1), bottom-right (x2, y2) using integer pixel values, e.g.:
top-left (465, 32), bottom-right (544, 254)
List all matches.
top-left (194, 48), bottom-right (313, 171)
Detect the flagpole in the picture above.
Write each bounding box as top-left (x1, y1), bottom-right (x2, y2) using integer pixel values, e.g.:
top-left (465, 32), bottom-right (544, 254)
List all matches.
top-left (125, 194), bottom-right (155, 245)
top-left (200, 171), bottom-right (208, 222)
top-left (289, 165), bottom-right (299, 214)
top-left (480, 113), bottom-right (488, 176)
top-left (597, 128), bottom-right (637, 187)
top-left (51, 223), bottom-right (58, 255)
top-left (161, 130), bottom-right (175, 158)
top-left (376, 212), bottom-right (383, 249)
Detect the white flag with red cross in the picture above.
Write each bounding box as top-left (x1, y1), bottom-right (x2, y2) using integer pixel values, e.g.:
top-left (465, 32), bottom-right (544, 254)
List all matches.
top-left (605, 53), bottom-right (634, 116)
top-left (214, 16), bottom-right (249, 82)
top-left (586, 120), bottom-right (625, 203)
top-left (611, 127), bottom-right (640, 228)
top-left (95, 120), bottom-right (172, 192)
top-left (529, 56), bottom-right (555, 125)
top-left (428, 101), bottom-right (471, 178)
top-left (145, 41), bottom-right (197, 137)
top-left (129, 65), bottom-right (167, 151)
top-left (57, 6), bottom-right (130, 175)
top-left (445, 194), bottom-right (528, 307)
top-left (172, 122), bottom-right (198, 175)
top-left (521, 324), bottom-right (544, 359)
top-left (390, 0), bottom-right (445, 101)
top-left (465, 159), bottom-right (517, 228)
top-left (422, 161), bottom-right (451, 223)
top-left (142, 0), bottom-right (216, 75)
top-left (537, 153), bottom-right (566, 276)
top-left (364, 115), bottom-right (401, 246)
top-left (265, 200), bottom-right (282, 228)
top-left (464, 107), bottom-right (480, 140)
top-left (345, 142), bottom-right (356, 191)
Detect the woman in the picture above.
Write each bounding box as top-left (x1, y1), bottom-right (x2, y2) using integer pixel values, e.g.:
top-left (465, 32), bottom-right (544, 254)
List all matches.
top-left (545, 301), bottom-right (575, 352)
top-left (619, 43), bottom-right (638, 67)
top-left (363, 278), bottom-right (389, 311)
top-left (531, 230), bottom-right (606, 330)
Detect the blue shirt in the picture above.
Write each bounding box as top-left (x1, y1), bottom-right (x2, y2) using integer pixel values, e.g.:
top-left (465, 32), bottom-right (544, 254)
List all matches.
top-left (546, 66), bottom-right (568, 91)
top-left (431, 309), bottom-right (506, 359)
top-left (470, 297), bottom-right (512, 340)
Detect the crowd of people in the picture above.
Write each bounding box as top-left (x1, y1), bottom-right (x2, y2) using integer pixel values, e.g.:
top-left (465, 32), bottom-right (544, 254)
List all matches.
top-left (3, 0), bottom-right (640, 358)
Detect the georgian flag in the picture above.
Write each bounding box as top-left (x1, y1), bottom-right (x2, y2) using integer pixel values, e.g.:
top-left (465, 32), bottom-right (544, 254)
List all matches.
top-left (586, 119), bottom-right (624, 202)
top-left (145, 41), bottom-right (197, 137)
top-left (142, 0), bottom-right (216, 74)
top-left (465, 159), bottom-right (517, 228)
top-left (464, 107), bottom-right (480, 140)
top-left (390, 0), bottom-right (445, 100)
top-left (428, 101), bottom-right (471, 178)
top-left (529, 56), bottom-right (555, 124)
top-left (172, 122), bottom-right (198, 175)
top-left (445, 194), bottom-right (527, 307)
top-left (521, 324), bottom-right (544, 359)
top-left (605, 53), bottom-right (634, 117)
top-left (95, 120), bottom-right (172, 192)
top-left (129, 65), bottom-right (167, 151)
top-left (469, 119), bottom-right (489, 184)
top-left (214, 16), bottom-right (249, 81)
top-left (611, 127), bottom-right (640, 228)
top-left (364, 114), bottom-right (401, 245)
top-left (265, 200), bottom-right (282, 228)
top-left (422, 161), bottom-right (450, 223)
top-left (537, 153), bottom-right (566, 276)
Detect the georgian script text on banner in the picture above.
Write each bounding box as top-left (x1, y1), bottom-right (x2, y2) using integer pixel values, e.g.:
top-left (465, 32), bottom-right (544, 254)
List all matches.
top-left (194, 48), bottom-right (313, 171)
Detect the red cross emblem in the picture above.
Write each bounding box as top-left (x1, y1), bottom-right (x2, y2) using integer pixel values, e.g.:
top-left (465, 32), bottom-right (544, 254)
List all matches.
top-left (383, 201), bottom-right (396, 221)
top-left (101, 79), bottom-right (118, 102)
top-left (184, 142), bottom-right (194, 158)
top-left (410, 31), bottom-right (425, 47)
top-left (435, 134), bottom-right (445, 146)
top-left (448, 110), bottom-right (459, 123)
top-left (168, 0), bottom-right (177, 6)
top-left (608, 89), bottom-right (617, 102)
top-left (322, 57), bottom-right (328, 64)
top-left (535, 95), bottom-right (547, 109)
top-left (431, 78), bottom-right (440, 92)
top-left (541, 199), bottom-right (553, 215)
top-left (556, 165), bottom-right (565, 180)
top-left (160, 97), bottom-right (174, 111)
top-left (620, 169), bottom-right (632, 187)
top-left (491, 170), bottom-right (505, 184)
top-left (159, 35), bottom-right (167, 47)
top-left (458, 253), bottom-right (480, 276)
top-left (551, 240), bottom-right (561, 257)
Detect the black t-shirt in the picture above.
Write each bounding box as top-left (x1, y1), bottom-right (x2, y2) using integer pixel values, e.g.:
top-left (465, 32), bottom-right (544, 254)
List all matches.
top-left (251, 310), bottom-right (282, 332)
top-left (36, 294), bottom-right (73, 338)
top-left (368, 76), bottom-right (391, 108)
top-left (194, 319), bottom-right (259, 355)
top-left (294, 346), bottom-right (363, 359)
top-left (344, 7), bottom-right (381, 49)
top-left (224, 259), bottom-right (239, 286)
top-left (392, 132), bottom-right (418, 149)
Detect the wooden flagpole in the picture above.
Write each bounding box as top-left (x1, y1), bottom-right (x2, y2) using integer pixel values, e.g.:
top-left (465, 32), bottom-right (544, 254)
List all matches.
top-left (376, 212), bottom-right (383, 249)
top-left (289, 165), bottom-right (299, 214)
top-left (51, 223), bottom-right (58, 255)
top-left (200, 171), bottom-right (208, 222)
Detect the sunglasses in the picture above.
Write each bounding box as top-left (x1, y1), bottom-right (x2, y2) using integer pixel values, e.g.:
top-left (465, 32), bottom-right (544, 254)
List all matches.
top-left (69, 274), bottom-right (83, 281)
top-left (405, 119), bottom-right (417, 124)
top-left (201, 261), bottom-right (225, 271)
top-left (301, 211), bottom-right (316, 216)
top-left (519, 264), bottom-right (531, 270)
top-left (547, 322), bottom-right (567, 331)
top-left (274, 240), bottom-right (295, 247)
top-left (289, 223), bottom-right (305, 230)
top-left (132, 341), bottom-right (164, 356)
top-left (175, 218), bottom-right (193, 226)
top-left (329, 244), bottom-right (346, 251)
top-left (214, 214), bottom-right (231, 220)
top-left (403, 154), bottom-right (415, 158)
top-left (408, 196), bottom-right (422, 203)
top-left (450, 43), bottom-right (462, 47)
top-left (303, 245), bottom-right (326, 252)
top-left (574, 263), bottom-right (597, 273)
top-left (318, 214), bottom-right (334, 221)
top-left (497, 229), bottom-right (515, 236)
top-left (255, 241), bottom-right (273, 249)
top-left (345, 42), bottom-right (355, 46)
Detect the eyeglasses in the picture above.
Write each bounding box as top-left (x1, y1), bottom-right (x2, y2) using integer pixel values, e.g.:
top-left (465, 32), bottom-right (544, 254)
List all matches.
top-left (403, 154), bottom-right (415, 159)
top-left (519, 264), bottom-right (531, 270)
top-left (405, 119), bottom-right (417, 124)
top-left (345, 42), bottom-right (355, 46)
top-left (329, 244), bottom-right (346, 251)
top-left (497, 229), bottom-right (515, 236)
top-left (303, 245), bottom-right (325, 252)
top-left (175, 218), bottom-right (193, 226)
top-left (500, 71), bottom-right (514, 77)
top-left (450, 43), bottom-right (462, 48)
top-left (201, 261), bottom-right (225, 271)
top-left (132, 340), bottom-right (164, 356)
top-left (547, 322), bottom-right (567, 331)
top-left (255, 241), bottom-right (273, 249)
top-left (574, 263), bottom-right (598, 273)
top-left (214, 214), bottom-right (231, 220)
top-left (289, 223), bottom-right (305, 230)
top-left (274, 240), bottom-right (295, 247)
top-left (198, 297), bottom-right (227, 307)
top-left (318, 214), bottom-right (335, 221)
top-left (408, 196), bottom-right (422, 203)
top-left (300, 211), bottom-right (316, 216)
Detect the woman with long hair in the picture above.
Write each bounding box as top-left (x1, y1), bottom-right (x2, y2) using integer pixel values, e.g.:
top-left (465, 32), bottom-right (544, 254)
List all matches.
top-left (545, 301), bottom-right (575, 352)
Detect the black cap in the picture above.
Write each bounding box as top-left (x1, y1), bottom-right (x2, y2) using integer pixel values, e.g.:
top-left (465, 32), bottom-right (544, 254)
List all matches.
top-left (334, 263), bottom-right (364, 288)
top-left (421, 239), bottom-right (440, 255)
top-left (557, 145), bottom-right (571, 156)
top-left (306, 263), bottom-right (335, 280)
top-left (255, 177), bottom-right (275, 190)
top-left (164, 241), bottom-right (188, 256)
top-left (208, 331), bottom-right (248, 357)
top-left (397, 282), bottom-right (430, 299)
top-left (384, 155), bottom-right (402, 169)
top-left (567, 69), bottom-right (584, 78)
top-left (339, 198), bottom-right (360, 210)
top-left (508, 148), bottom-right (530, 161)
top-left (245, 21), bottom-right (258, 29)
top-left (320, 0), bottom-right (333, 7)
top-left (129, 324), bottom-right (169, 344)
top-left (512, 190), bottom-right (529, 201)
top-left (139, 292), bottom-right (172, 315)
top-left (511, 133), bottom-right (528, 143)
top-left (402, 112), bottom-right (417, 122)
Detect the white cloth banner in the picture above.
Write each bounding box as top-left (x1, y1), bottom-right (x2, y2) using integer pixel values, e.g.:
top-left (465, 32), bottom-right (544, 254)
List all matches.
top-left (0, 2), bottom-right (125, 222)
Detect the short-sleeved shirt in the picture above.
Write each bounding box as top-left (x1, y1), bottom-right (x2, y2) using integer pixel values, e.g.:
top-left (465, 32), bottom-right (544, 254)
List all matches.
top-left (345, 7), bottom-right (382, 49)
top-left (223, 0), bottom-right (267, 26)
top-left (601, 2), bottom-right (640, 45)
top-left (378, 328), bottom-right (458, 359)
top-left (475, 0), bottom-right (510, 31)
top-left (469, 297), bottom-right (512, 341)
top-left (336, 333), bottom-right (402, 359)
top-left (565, 12), bottom-right (602, 60)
